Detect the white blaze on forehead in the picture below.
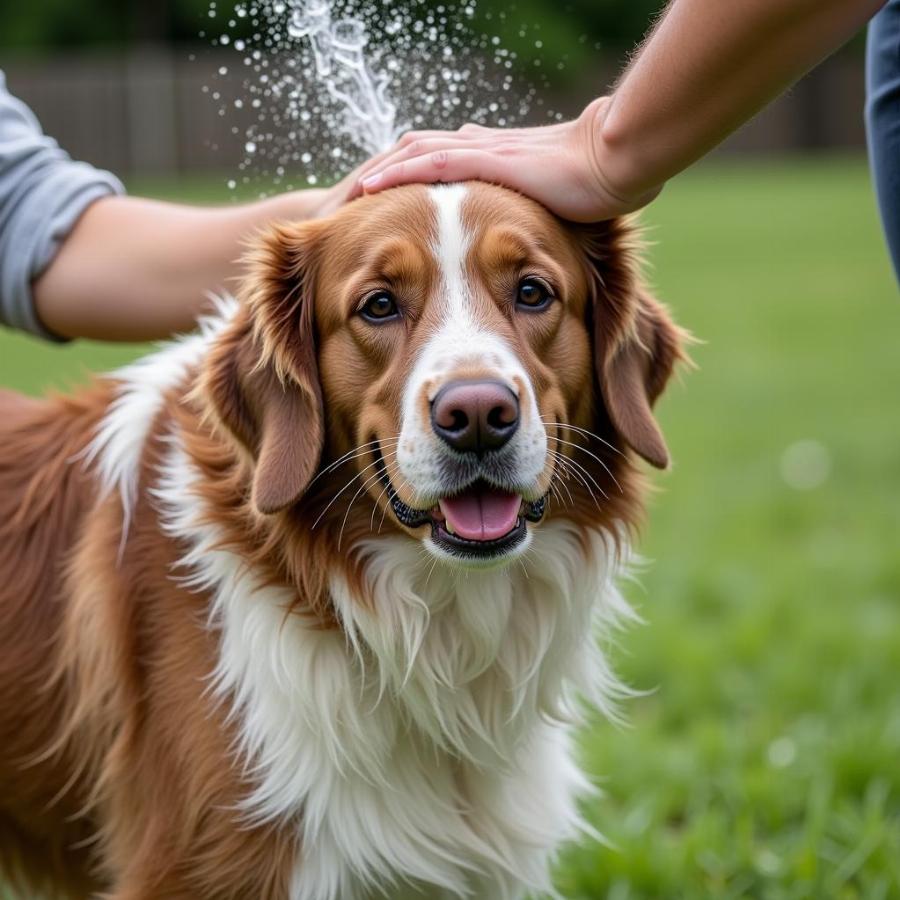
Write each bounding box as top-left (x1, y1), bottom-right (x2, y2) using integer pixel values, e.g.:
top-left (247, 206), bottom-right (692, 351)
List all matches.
top-left (430, 183), bottom-right (471, 323)
top-left (412, 183), bottom-right (520, 395)
top-left (394, 185), bottom-right (548, 501)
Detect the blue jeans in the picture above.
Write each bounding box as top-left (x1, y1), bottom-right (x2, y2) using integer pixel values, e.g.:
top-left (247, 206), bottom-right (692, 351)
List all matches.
top-left (866, 0), bottom-right (900, 285)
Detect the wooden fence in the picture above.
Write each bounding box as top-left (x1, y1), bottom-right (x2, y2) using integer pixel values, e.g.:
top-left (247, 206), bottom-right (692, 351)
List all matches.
top-left (2, 45), bottom-right (869, 178)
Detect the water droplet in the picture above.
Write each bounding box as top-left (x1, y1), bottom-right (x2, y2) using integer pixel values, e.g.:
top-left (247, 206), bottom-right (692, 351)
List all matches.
top-left (205, 0), bottom-right (539, 185)
top-left (754, 850), bottom-right (782, 878)
top-left (767, 737), bottom-right (796, 768)
top-left (780, 440), bottom-right (831, 491)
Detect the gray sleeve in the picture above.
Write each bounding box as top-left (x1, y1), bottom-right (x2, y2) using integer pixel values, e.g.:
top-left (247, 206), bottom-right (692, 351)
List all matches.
top-left (0, 70), bottom-right (125, 341)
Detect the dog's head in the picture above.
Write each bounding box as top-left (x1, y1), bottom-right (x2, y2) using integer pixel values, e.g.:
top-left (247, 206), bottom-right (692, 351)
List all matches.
top-left (203, 183), bottom-right (683, 568)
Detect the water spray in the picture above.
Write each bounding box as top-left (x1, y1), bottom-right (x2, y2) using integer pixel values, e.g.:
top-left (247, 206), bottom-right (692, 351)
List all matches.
top-left (287, 0), bottom-right (403, 154)
top-left (208, 0), bottom-right (538, 192)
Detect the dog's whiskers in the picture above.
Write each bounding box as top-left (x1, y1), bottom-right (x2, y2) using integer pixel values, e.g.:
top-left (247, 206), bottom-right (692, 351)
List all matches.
top-left (369, 459), bottom-right (405, 532)
top-left (548, 470), bottom-right (576, 510)
top-left (307, 436), bottom-right (399, 492)
top-left (551, 436), bottom-right (624, 495)
top-left (548, 447), bottom-right (609, 502)
top-left (548, 450), bottom-right (603, 511)
top-left (369, 474), bottom-right (395, 532)
top-left (550, 453), bottom-right (602, 509)
top-left (311, 451), bottom-right (397, 532)
top-left (337, 466), bottom-right (395, 551)
top-left (539, 417), bottom-right (623, 457)
top-left (379, 472), bottom-right (421, 534)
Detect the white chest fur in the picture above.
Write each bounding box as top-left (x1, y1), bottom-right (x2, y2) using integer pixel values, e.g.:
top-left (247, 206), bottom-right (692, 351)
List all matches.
top-left (154, 434), bottom-right (633, 900)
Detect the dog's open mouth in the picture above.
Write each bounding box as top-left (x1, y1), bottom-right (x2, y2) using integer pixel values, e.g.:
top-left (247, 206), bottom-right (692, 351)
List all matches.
top-left (373, 445), bottom-right (546, 558)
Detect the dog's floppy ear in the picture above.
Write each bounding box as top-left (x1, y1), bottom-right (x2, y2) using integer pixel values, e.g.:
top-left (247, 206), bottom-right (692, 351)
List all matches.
top-left (203, 220), bottom-right (326, 515)
top-left (578, 219), bottom-right (684, 470)
top-left (600, 290), bottom-right (683, 469)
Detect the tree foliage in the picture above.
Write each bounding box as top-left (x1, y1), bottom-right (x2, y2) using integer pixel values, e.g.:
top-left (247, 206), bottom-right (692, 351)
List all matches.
top-left (0, 0), bottom-right (213, 49)
top-left (0, 0), bottom-right (663, 55)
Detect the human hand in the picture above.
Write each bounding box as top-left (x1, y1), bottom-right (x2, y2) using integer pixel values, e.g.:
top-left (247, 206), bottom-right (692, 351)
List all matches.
top-left (350, 97), bottom-right (662, 223)
top-left (267, 156), bottom-right (378, 223)
top-left (310, 163), bottom-right (372, 218)
top-left (275, 163), bottom-right (368, 222)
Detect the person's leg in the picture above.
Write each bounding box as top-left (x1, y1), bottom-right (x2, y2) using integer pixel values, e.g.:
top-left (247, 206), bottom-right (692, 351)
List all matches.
top-left (866, 0), bottom-right (900, 285)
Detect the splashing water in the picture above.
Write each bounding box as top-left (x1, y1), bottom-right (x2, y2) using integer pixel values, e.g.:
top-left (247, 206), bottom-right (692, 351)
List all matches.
top-left (286, 0), bottom-right (403, 154)
top-left (204, 0), bottom-right (553, 192)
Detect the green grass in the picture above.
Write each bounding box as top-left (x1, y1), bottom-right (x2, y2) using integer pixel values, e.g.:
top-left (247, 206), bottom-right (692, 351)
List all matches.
top-left (1, 158), bottom-right (898, 899)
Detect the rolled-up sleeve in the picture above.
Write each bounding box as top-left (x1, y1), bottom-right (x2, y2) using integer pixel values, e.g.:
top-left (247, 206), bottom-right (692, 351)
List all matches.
top-left (0, 70), bottom-right (124, 340)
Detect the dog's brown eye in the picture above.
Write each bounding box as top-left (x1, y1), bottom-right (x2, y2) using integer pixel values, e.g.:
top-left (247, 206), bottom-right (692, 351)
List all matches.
top-left (516, 277), bottom-right (553, 311)
top-left (361, 291), bottom-right (399, 323)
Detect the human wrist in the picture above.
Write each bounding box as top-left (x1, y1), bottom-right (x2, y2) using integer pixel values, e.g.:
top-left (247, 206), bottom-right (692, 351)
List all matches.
top-left (581, 97), bottom-right (664, 213)
top-left (255, 188), bottom-right (327, 224)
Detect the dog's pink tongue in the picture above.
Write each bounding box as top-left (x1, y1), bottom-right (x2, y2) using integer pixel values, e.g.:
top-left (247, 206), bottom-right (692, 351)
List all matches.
top-left (438, 488), bottom-right (521, 541)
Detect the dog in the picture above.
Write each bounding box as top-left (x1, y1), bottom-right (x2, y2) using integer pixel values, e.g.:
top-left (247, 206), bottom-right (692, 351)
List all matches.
top-left (0, 182), bottom-right (684, 900)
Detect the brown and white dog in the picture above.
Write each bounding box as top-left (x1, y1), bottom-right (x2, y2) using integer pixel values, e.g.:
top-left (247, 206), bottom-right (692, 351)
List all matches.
top-left (0, 182), bottom-right (683, 900)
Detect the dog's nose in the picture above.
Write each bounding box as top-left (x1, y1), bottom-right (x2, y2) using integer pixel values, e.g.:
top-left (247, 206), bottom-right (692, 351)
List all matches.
top-left (431, 380), bottom-right (520, 454)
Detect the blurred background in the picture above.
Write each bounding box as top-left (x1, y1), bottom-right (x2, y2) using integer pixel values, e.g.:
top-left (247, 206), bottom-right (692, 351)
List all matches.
top-left (1, 2), bottom-right (898, 899)
top-left (0, 0), bottom-right (872, 176)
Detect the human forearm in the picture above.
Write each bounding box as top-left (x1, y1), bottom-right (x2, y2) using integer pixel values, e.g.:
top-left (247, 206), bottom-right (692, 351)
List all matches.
top-left (33, 189), bottom-right (328, 342)
top-left (595, 0), bottom-right (887, 199)
top-left (354, 0), bottom-right (883, 222)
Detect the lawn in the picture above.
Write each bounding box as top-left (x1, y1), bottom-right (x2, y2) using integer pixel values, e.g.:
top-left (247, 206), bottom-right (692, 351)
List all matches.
top-left (1, 158), bottom-right (898, 899)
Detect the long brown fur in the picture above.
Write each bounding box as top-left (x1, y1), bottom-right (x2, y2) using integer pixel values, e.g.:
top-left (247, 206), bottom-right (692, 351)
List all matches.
top-left (0, 184), bottom-right (684, 898)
